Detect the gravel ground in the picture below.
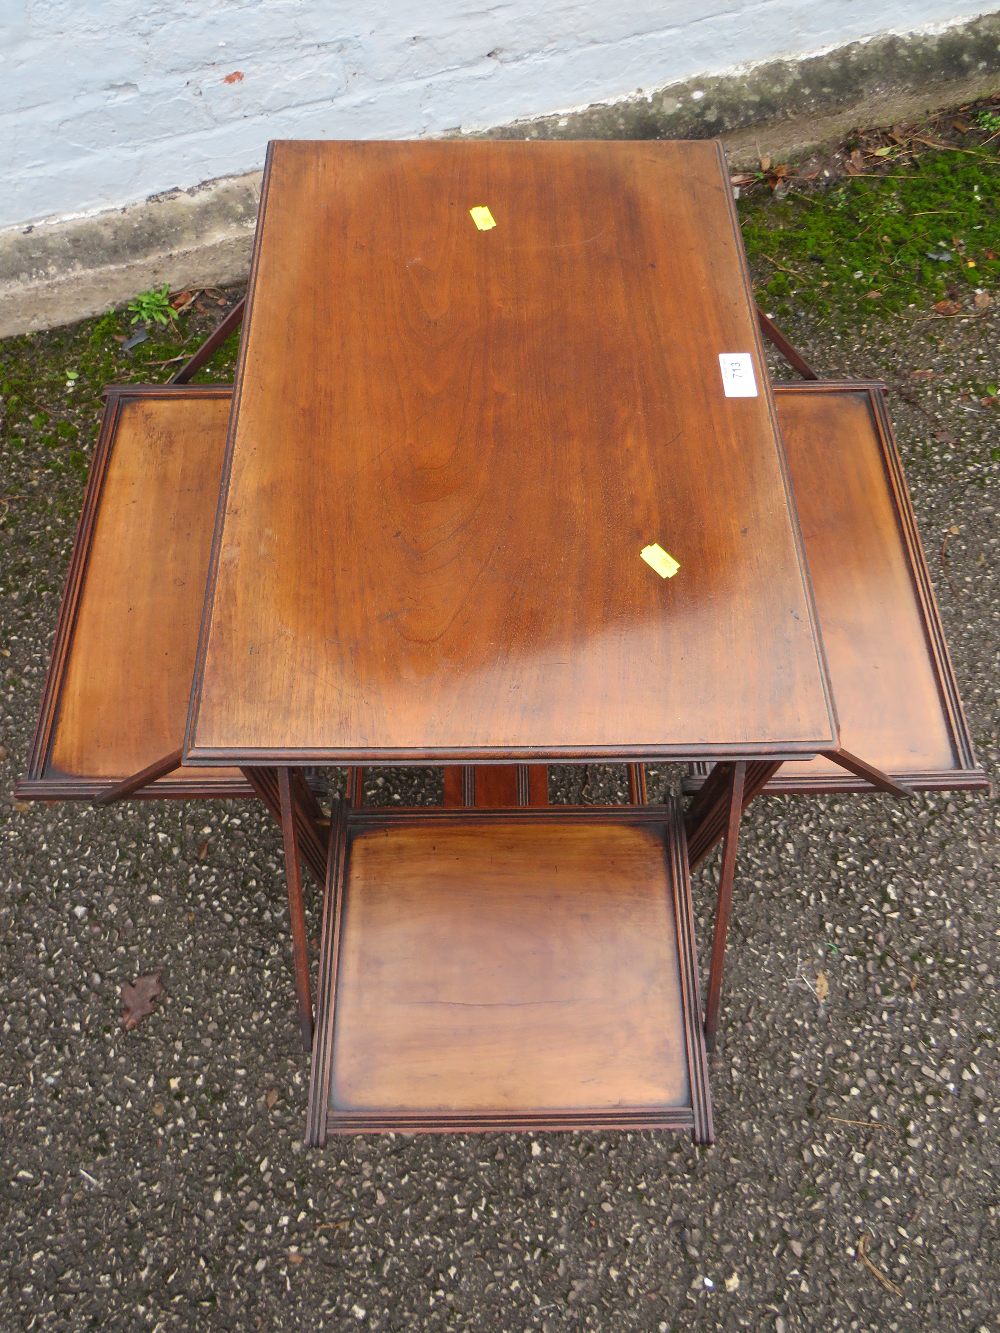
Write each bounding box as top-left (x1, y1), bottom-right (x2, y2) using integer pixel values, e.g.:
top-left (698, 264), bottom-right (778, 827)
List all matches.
top-left (1, 283), bottom-right (998, 1329)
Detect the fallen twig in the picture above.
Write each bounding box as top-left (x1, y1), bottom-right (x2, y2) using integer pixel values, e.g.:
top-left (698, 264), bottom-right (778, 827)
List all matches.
top-left (146, 354), bottom-right (189, 368)
top-left (841, 173), bottom-right (935, 181)
top-left (758, 252), bottom-right (813, 283)
top-left (939, 529), bottom-right (961, 599)
top-left (857, 1233), bottom-right (903, 1298)
top-left (907, 135), bottom-right (999, 161)
top-left (904, 308), bottom-right (992, 331)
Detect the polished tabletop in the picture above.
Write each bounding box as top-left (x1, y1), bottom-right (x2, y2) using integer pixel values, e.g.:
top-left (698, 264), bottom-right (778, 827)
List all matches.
top-left (185, 138), bottom-right (835, 765)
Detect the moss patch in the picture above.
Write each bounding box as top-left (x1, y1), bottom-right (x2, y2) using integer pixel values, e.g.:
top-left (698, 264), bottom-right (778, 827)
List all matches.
top-left (0, 298), bottom-right (240, 604)
top-left (740, 144), bottom-right (1000, 320)
top-left (0, 301), bottom-right (238, 460)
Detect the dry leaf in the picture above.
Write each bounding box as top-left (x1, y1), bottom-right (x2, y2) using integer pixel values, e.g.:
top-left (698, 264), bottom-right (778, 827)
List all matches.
top-left (288, 1250), bottom-right (304, 1265)
top-left (910, 369), bottom-right (935, 380)
top-left (121, 972), bottom-right (163, 1030)
top-left (759, 153), bottom-right (772, 172)
top-left (933, 299), bottom-right (962, 317)
top-left (197, 840), bottom-right (210, 859)
top-left (973, 291), bottom-right (992, 310)
top-left (815, 970), bottom-right (830, 1003)
top-left (265, 1088), bottom-right (279, 1110)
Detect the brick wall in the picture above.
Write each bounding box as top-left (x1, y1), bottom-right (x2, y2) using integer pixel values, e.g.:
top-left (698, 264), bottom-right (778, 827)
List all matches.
top-left (3, 2), bottom-right (984, 228)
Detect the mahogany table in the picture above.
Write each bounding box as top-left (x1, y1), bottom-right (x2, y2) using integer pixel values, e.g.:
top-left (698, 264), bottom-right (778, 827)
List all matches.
top-left (185, 139), bottom-right (839, 767)
top-left (179, 139), bottom-right (906, 1139)
top-left (18, 137), bottom-right (982, 1143)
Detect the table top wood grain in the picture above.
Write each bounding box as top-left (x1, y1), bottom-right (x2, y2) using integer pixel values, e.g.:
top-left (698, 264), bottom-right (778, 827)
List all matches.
top-left (186, 138), bottom-right (836, 764)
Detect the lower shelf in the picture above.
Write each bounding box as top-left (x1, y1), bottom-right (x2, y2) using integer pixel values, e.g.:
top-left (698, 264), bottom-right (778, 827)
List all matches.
top-left (306, 803), bottom-right (712, 1145)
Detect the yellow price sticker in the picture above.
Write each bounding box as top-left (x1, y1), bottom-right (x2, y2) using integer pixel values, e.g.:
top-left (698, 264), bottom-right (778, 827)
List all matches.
top-left (469, 205), bottom-right (497, 231)
top-left (640, 543), bottom-right (680, 579)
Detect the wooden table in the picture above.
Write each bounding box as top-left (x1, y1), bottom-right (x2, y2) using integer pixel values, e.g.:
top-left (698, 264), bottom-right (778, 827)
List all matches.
top-left (181, 139), bottom-right (896, 1140)
top-left (185, 139), bottom-right (838, 768)
top-left (15, 138), bottom-right (980, 1143)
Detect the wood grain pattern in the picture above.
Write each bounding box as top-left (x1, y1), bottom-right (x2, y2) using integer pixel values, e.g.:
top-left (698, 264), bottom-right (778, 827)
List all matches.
top-left (188, 139), bottom-right (835, 764)
top-left (19, 388), bottom-right (249, 798)
top-left (312, 809), bottom-right (711, 1138)
top-left (685, 384), bottom-right (986, 793)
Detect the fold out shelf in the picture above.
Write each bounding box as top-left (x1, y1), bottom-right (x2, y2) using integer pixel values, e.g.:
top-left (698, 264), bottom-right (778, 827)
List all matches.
top-left (17, 386), bottom-right (251, 801)
top-left (687, 382), bottom-right (987, 795)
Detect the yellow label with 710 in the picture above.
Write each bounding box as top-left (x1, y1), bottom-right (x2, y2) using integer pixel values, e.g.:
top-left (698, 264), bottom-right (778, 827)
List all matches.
top-left (640, 543), bottom-right (680, 579)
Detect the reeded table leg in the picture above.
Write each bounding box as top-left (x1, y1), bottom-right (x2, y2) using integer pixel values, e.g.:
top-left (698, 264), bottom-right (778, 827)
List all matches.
top-left (277, 768), bottom-right (314, 1051)
top-left (244, 766), bottom-right (330, 1050)
top-left (702, 762), bottom-right (745, 1053)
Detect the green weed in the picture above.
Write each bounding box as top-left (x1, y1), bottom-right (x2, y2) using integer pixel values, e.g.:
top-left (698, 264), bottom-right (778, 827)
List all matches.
top-left (126, 284), bottom-right (176, 326)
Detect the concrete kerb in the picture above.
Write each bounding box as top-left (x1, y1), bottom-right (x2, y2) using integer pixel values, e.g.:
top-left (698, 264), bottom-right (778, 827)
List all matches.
top-left (0, 176), bottom-right (262, 340)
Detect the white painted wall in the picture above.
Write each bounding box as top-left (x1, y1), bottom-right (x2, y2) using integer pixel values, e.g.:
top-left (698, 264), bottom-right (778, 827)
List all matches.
top-left (3, 2), bottom-right (986, 229)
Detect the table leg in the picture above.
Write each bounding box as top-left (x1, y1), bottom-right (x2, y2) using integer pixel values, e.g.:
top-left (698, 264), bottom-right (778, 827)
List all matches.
top-left (305, 799), bottom-right (348, 1147)
top-left (243, 767), bottom-right (327, 885)
top-left (277, 768), bottom-right (314, 1051)
top-left (346, 767), bottom-right (365, 806)
top-left (243, 766), bottom-right (330, 1050)
top-left (688, 744), bottom-right (912, 1050)
top-left (685, 759), bottom-right (782, 869)
top-left (627, 763), bottom-right (648, 804)
top-left (703, 762), bottom-right (746, 1053)
top-left (686, 759), bottom-right (780, 1050)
